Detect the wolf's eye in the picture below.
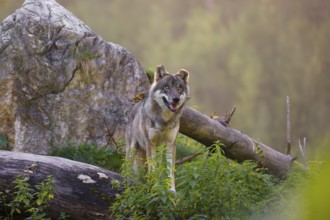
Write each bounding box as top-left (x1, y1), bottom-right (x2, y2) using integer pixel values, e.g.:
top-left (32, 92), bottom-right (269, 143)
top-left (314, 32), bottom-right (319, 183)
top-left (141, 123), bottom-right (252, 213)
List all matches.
top-left (165, 85), bottom-right (170, 90)
top-left (177, 86), bottom-right (182, 92)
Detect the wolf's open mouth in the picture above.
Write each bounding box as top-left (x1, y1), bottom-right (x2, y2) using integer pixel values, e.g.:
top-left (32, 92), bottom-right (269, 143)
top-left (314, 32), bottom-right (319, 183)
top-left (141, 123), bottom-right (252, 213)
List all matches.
top-left (163, 97), bottom-right (178, 112)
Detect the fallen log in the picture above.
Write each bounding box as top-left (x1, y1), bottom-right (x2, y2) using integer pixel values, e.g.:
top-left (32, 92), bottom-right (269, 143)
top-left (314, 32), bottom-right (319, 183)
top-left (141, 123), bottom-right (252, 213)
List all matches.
top-left (0, 150), bottom-right (123, 220)
top-left (180, 107), bottom-right (294, 178)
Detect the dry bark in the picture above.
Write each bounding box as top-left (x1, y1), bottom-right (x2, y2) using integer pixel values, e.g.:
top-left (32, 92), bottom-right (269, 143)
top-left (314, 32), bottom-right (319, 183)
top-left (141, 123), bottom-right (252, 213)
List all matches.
top-left (180, 107), bottom-right (294, 178)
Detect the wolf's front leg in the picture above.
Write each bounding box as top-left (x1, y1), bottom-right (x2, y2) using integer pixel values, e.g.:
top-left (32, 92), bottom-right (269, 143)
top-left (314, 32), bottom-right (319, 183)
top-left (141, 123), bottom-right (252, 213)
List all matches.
top-left (132, 147), bottom-right (146, 176)
top-left (166, 143), bottom-right (176, 192)
top-left (147, 128), bottom-right (160, 172)
top-left (146, 144), bottom-right (157, 172)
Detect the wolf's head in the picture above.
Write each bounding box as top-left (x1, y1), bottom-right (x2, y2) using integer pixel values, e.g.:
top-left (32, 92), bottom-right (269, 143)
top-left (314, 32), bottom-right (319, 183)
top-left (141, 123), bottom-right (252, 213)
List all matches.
top-left (150, 65), bottom-right (190, 113)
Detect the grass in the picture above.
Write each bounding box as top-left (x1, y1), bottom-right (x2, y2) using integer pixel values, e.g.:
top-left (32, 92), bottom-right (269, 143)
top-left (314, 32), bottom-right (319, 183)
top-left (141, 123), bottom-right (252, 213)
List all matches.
top-left (50, 143), bottom-right (124, 172)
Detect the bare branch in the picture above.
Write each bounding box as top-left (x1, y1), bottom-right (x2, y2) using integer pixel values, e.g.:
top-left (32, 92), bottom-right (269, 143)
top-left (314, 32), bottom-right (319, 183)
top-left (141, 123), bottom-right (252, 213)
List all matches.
top-left (176, 152), bottom-right (203, 165)
top-left (210, 106), bottom-right (236, 127)
top-left (299, 137), bottom-right (307, 165)
top-left (298, 140), bottom-right (305, 164)
top-left (286, 96), bottom-right (291, 155)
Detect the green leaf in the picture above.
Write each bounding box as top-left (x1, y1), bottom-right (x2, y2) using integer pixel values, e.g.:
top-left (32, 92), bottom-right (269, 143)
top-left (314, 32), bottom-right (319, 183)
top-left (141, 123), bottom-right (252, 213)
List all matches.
top-left (23, 198), bottom-right (30, 206)
top-left (192, 173), bottom-right (200, 179)
top-left (37, 198), bottom-right (43, 206)
top-left (160, 196), bottom-right (167, 204)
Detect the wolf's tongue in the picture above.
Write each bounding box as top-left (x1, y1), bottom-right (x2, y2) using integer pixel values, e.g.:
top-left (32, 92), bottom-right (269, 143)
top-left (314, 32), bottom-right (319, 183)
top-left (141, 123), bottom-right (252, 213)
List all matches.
top-left (170, 103), bottom-right (177, 111)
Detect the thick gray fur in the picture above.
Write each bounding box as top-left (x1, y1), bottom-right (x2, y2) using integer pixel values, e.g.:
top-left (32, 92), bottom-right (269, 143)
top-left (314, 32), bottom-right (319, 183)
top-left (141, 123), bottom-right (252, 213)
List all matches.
top-left (126, 65), bottom-right (190, 191)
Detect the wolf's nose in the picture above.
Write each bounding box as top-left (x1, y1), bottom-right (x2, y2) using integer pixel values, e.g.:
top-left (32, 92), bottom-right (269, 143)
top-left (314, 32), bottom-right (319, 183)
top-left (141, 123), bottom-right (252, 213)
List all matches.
top-left (172, 98), bottom-right (180, 104)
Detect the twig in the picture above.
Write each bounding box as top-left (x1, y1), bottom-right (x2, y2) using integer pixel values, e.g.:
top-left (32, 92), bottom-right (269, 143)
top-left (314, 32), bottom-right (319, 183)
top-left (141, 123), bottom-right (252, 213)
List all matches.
top-left (286, 96), bottom-right (291, 155)
top-left (210, 106), bottom-right (236, 127)
top-left (299, 137), bottom-right (307, 165)
top-left (103, 118), bottom-right (118, 149)
top-left (224, 106), bottom-right (236, 124)
top-left (175, 152), bottom-right (203, 165)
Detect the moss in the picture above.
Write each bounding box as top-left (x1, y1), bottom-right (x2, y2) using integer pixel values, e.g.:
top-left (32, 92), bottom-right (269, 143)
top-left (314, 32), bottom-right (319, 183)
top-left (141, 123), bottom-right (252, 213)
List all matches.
top-left (0, 133), bottom-right (9, 149)
top-left (144, 67), bottom-right (155, 83)
top-left (74, 48), bottom-right (100, 62)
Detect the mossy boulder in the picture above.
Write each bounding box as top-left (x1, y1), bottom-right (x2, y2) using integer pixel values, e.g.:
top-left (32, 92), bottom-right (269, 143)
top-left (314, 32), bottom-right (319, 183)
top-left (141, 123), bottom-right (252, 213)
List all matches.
top-left (0, 0), bottom-right (149, 153)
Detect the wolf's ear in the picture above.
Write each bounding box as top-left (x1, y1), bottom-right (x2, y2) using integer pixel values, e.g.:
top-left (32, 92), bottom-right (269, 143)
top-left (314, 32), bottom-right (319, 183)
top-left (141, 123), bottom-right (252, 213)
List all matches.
top-left (155, 65), bottom-right (168, 82)
top-left (176, 69), bottom-right (189, 84)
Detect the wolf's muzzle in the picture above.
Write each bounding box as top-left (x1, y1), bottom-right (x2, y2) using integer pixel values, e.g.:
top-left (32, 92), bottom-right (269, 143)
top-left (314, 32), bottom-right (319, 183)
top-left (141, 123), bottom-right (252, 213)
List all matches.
top-left (163, 97), bottom-right (180, 112)
top-left (172, 98), bottom-right (180, 104)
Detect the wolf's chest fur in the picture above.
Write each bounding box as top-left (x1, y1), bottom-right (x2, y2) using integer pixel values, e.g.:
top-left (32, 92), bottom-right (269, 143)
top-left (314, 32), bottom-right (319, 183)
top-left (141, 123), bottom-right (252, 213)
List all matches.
top-left (149, 105), bottom-right (181, 142)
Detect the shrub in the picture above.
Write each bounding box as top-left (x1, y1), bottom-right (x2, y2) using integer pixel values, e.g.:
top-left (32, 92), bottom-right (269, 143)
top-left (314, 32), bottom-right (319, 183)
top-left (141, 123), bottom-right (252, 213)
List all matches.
top-left (50, 143), bottom-right (124, 172)
top-left (110, 143), bottom-right (277, 219)
top-left (0, 175), bottom-right (55, 220)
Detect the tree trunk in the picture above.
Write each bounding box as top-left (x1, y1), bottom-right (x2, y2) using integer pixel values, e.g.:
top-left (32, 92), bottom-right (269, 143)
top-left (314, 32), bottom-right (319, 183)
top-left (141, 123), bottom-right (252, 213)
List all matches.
top-left (0, 150), bottom-right (123, 220)
top-left (180, 107), bottom-right (294, 178)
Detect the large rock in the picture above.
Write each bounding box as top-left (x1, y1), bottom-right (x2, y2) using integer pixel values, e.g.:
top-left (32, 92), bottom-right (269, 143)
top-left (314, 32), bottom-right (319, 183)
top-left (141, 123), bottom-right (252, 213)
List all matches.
top-left (0, 0), bottom-right (149, 153)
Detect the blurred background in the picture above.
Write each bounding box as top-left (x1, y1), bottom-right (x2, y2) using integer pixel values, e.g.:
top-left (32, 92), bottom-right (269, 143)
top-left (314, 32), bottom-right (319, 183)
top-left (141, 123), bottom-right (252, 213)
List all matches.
top-left (1, 0), bottom-right (329, 159)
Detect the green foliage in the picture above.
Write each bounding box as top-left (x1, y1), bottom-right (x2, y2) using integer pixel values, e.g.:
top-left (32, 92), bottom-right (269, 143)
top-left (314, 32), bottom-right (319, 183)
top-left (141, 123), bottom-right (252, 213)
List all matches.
top-left (110, 143), bottom-right (279, 219)
top-left (176, 145), bottom-right (276, 219)
top-left (251, 160), bottom-right (324, 220)
top-left (144, 67), bottom-right (155, 83)
top-left (0, 133), bottom-right (9, 150)
top-left (110, 146), bottom-right (179, 219)
top-left (176, 133), bottom-right (202, 159)
top-left (302, 160), bottom-right (330, 220)
top-left (0, 175), bottom-right (55, 220)
top-left (50, 143), bottom-right (124, 172)
top-left (58, 211), bottom-right (71, 220)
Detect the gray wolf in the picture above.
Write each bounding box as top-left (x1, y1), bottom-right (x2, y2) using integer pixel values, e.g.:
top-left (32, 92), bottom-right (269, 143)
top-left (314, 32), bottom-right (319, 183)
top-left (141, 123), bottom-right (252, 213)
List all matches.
top-left (126, 65), bottom-right (190, 191)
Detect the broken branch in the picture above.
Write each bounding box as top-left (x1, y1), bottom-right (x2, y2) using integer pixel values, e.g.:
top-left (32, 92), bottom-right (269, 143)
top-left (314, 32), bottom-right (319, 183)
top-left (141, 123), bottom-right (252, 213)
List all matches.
top-left (176, 152), bottom-right (203, 165)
